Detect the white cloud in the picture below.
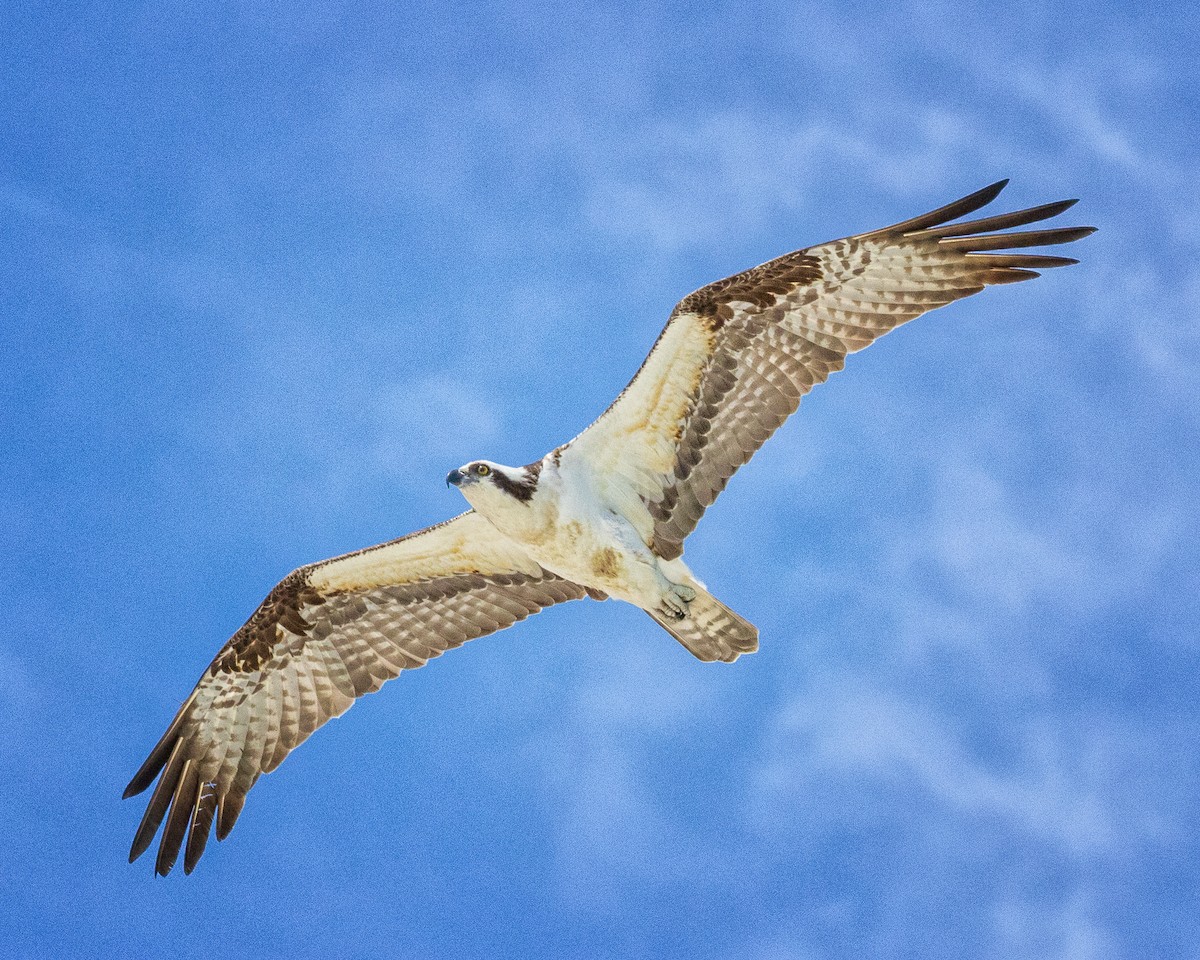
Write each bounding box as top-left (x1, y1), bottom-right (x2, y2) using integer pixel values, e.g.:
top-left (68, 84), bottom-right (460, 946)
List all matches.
top-left (0, 176), bottom-right (69, 224)
top-left (998, 60), bottom-right (1182, 192)
top-left (732, 936), bottom-right (821, 960)
top-left (752, 678), bottom-right (1118, 854)
top-left (1086, 258), bottom-right (1200, 407)
top-left (575, 106), bottom-right (1014, 256)
top-left (993, 892), bottom-right (1117, 960)
top-left (0, 641), bottom-right (42, 760)
top-left (369, 374), bottom-right (502, 475)
top-left (525, 629), bottom-right (740, 903)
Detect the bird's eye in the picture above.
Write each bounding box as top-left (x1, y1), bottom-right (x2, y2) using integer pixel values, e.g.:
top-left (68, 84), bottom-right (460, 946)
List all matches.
top-left (475, 463), bottom-right (490, 476)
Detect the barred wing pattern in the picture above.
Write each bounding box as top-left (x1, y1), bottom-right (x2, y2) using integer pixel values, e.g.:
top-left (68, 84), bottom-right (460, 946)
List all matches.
top-left (564, 181), bottom-right (1094, 560)
top-left (124, 511), bottom-right (586, 875)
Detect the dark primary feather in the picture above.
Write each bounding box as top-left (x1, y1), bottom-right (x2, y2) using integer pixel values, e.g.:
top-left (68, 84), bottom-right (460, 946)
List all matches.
top-left (640, 181), bottom-right (1095, 559)
top-left (126, 180), bottom-right (1094, 877)
top-left (124, 516), bottom-right (586, 875)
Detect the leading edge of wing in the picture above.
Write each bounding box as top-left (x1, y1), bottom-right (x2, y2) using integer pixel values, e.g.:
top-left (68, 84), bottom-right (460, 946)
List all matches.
top-left (123, 511), bottom-right (579, 875)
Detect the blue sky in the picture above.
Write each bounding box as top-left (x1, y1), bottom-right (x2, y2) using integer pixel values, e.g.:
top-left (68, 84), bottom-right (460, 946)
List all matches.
top-left (2, 1), bottom-right (1197, 957)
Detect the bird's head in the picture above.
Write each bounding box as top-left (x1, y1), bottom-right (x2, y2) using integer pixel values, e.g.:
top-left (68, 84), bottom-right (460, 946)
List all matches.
top-left (446, 459), bottom-right (541, 509)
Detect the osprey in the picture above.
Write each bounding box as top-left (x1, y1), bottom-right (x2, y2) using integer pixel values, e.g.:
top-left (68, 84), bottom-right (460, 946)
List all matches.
top-left (125, 181), bottom-right (1094, 875)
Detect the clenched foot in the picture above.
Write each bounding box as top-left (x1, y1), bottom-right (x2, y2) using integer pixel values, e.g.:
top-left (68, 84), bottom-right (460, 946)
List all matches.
top-left (659, 583), bottom-right (696, 621)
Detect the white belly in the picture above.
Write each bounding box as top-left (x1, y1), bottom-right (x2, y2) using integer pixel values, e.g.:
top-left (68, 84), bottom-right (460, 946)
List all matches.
top-left (477, 456), bottom-right (690, 608)
top-left (534, 509), bottom-right (657, 603)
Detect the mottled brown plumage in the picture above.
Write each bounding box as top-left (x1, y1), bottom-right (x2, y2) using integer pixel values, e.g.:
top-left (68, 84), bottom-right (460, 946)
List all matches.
top-left (676, 252), bottom-right (824, 324)
top-left (209, 570), bottom-right (325, 676)
top-left (126, 181), bottom-right (1094, 876)
top-left (563, 180), bottom-right (1094, 560)
top-left (125, 513), bottom-right (584, 875)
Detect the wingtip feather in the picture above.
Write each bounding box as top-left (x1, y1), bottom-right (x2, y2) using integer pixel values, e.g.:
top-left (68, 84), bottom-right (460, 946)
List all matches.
top-left (183, 787), bottom-right (217, 875)
top-left (980, 178), bottom-right (1010, 201)
top-left (124, 691), bottom-right (198, 799)
top-left (939, 226), bottom-right (1096, 251)
top-left (870, 179), bottom-right (1011, 237)
top-left (154, 758), bottom-right (199, 877)
top-left (128, 738), bottom-right (187, 865)
top-left (215, 789), bottom-right (246, 841)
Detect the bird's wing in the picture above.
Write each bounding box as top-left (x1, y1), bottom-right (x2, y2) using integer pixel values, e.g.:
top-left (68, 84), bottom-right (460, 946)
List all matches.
top-left (561, 181), bottom-right (1094, 559)
top-left (124, 510), bottom-right (586, 875)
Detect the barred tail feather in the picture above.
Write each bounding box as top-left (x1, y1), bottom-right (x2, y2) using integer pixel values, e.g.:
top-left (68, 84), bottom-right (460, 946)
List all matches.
top-left (647, 587), bottom-right (759, 663)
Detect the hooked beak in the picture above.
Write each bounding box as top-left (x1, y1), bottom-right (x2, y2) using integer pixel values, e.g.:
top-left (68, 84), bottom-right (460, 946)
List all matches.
top-left (446, 467), bottom-right (464, 488)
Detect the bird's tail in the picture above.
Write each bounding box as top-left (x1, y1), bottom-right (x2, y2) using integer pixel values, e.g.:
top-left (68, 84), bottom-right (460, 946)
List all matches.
top-left (647, 586), bottom-right (759, 663)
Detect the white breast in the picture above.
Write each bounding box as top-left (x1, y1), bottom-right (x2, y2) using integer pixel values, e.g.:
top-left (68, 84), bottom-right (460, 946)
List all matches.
top-left (515, 456), bottom-right (674, 606)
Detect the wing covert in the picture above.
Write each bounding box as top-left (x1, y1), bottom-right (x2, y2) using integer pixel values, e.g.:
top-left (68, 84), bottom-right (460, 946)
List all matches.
top-left (124, 511), bottom-right (586, 875)
top-left (564, 181), bottom-right (1094, 559)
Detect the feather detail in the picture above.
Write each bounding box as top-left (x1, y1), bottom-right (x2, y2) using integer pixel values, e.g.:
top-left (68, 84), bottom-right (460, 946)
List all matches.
top-left (124, 511), bottom-right (586, 875)
top-left (561, 182), bottom-right (1094, 559)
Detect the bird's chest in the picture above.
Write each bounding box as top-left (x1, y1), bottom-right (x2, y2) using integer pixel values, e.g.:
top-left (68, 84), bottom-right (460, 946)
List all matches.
top-left (490, 469), bottom-right (653, 595)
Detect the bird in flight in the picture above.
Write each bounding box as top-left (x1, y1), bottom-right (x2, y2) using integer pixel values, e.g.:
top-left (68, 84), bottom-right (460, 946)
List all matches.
top-left (125, 180), bottom-right (1094, 875)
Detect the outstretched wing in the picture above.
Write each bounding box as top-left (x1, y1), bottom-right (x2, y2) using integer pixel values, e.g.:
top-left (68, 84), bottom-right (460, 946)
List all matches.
top-left (124, 511), bottom-right (586, 875)
top-left (562, 181), bottom-right (1095, 560)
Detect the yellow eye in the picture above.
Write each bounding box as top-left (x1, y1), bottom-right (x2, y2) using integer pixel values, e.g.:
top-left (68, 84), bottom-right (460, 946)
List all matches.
top-left (475, 463), bottom-right (490, 476)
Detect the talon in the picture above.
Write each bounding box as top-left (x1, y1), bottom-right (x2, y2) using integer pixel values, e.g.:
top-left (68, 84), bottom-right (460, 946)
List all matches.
top-left (654, 577), bottom-right (697, 622)
top-left (660, 586), bottom-right (692, 621)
